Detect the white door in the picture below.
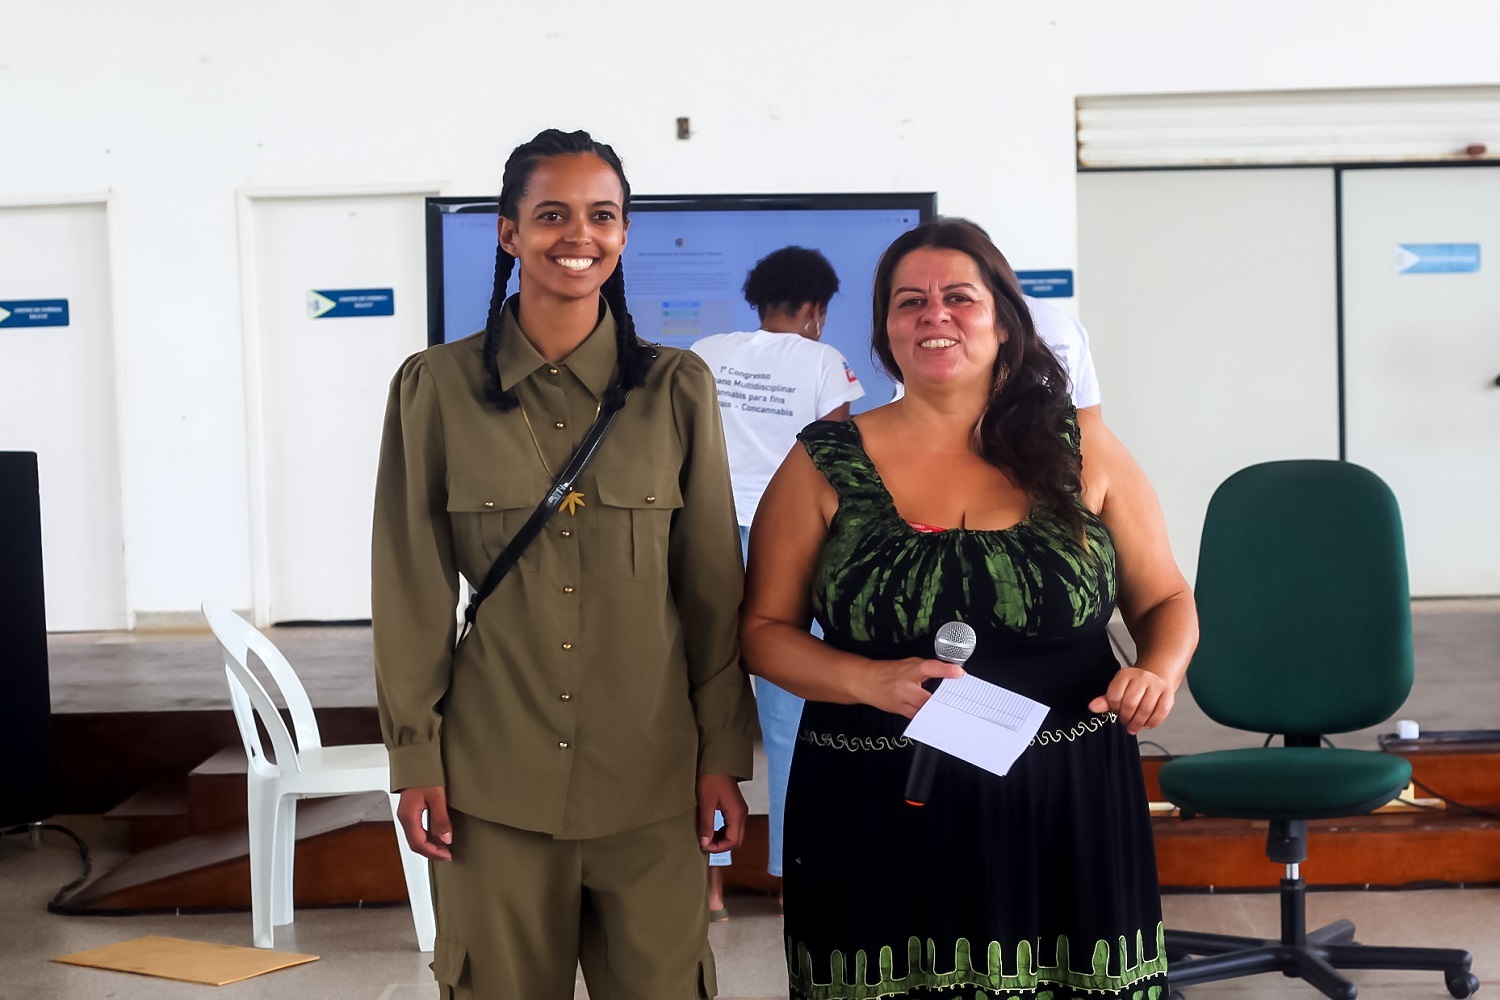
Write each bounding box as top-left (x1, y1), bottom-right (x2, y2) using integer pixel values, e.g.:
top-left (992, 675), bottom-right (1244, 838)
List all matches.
top-left (246, 192), bottom-right (431, 623)
top-left (1342, 166), bottom-right (1500, 596)
top-left (0, 201), bottom-right (127, 631)
top-left (1078, 169), bottom-right (1341, 581)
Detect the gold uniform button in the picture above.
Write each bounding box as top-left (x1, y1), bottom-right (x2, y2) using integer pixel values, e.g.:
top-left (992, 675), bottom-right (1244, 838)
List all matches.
top-left (561, 642), bottom-right (573, 651)
top-left (547, 367), bottom-right (560, 376)
top-left (645, 495), bottom-right (656, 503)
top-left (558, 741), bottom-right (569, 749)
top-left (563, 585), bottom-right (574, 594)
top-left (482, 501), bottom-right (494, 508)
top-left (554, 421), bottom-right (565, 429)
top-left (560, 529), bottom-right (572, 538)
top-left (559, 692), bottom-right (571, 701)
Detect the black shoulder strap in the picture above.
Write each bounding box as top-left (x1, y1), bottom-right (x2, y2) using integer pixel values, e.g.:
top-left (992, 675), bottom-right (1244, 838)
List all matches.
top-left (458, 389), bottom-right (630, 642)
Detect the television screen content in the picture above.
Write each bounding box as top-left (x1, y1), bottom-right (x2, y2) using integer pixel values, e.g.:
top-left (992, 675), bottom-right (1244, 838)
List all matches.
top-left (426, 193), bottom-right (936, 412)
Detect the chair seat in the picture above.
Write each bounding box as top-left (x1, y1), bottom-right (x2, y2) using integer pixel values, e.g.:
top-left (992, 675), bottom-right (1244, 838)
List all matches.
top-left (1158, 747), bottom-right (1411, 820)
top-left (298, 742), bottom-right (389, 773)
top-left (277, 743), bottom-right (390, 798)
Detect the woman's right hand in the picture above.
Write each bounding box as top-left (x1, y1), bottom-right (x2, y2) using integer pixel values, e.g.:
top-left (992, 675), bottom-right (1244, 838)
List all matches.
top-left (855, 657), bottom-right (966, 718)
top-left (396, 785), bottom-right (453, 861)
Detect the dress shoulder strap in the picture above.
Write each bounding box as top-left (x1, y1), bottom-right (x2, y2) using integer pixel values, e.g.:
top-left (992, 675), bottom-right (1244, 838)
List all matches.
top-left (796, 419), bottom-right (888, 509)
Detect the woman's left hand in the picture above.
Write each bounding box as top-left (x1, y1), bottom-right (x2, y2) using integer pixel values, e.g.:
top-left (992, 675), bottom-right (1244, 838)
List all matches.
top-left (696, 774), bottom-right (748, 853)
top-left (1088, 667), bottom-right (1176, 735)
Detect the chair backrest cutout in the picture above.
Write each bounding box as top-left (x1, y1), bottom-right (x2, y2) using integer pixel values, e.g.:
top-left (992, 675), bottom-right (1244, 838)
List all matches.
top-left (202, 600), bottom-right (324, 777)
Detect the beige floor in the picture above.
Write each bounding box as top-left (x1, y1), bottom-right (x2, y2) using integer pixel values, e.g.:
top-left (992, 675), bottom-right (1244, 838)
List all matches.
top-left (8, 601), bottom-right (1496, 998)
top-left (1, 815), bottom-right (1494, 999)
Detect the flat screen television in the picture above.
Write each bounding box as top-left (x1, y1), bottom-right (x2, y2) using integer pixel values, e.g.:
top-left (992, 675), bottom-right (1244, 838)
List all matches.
top-left (425, 193), bottom-right (937, 412)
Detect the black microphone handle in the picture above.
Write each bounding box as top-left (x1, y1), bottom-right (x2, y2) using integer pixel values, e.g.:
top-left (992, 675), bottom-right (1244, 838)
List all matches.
top-left (904, 743), bottom-right (939, 807)
top-left (904, 620), bottom-right (976, 807)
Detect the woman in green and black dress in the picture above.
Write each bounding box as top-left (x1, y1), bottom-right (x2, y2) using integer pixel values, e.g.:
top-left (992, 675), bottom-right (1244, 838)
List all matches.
top-left (740, 218), bottom-right (1198, 1000)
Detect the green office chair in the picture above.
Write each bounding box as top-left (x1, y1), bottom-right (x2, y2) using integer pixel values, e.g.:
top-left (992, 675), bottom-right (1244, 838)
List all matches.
top-left (1158, 460), bottom-right (1478, 1000)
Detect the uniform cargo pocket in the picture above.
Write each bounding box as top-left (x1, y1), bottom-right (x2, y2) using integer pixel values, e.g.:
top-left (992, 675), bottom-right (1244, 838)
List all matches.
top-left (447, 471), bottom-right (548, 573)
top-left (430, 936), bottom-right (469, 998)
top-left (697, 951), bottom-right (718, 998)
top-left (594, 470), bottom-right (683, 580)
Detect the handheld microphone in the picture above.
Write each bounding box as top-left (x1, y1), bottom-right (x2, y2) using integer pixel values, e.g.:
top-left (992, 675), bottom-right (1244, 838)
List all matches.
top-left (904, 620), bottom-right (977, 807)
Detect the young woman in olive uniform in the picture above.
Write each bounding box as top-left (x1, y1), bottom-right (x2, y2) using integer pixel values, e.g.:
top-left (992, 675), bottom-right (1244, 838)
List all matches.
top-left (372, 129), bottom-right (755, 999)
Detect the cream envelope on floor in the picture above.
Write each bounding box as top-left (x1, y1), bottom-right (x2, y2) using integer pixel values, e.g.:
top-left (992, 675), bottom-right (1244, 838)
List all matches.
top-left (52, 935), bottom-right (318, 986)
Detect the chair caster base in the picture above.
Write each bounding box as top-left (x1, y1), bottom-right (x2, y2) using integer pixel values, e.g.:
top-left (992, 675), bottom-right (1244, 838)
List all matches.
top-left (1447, 970), bottom-right (1480, 999)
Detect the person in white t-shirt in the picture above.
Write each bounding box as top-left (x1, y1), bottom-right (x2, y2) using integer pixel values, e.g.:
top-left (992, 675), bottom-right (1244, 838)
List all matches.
top-left (890, 294), bottom-right (1102, 412)
top-left (1026, 295), bottom-right (1101, 412)
top-left (690, 246), bottom-right (865, 919)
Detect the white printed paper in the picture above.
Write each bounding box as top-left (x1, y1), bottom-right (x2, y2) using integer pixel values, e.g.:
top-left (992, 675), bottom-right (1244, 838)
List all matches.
top-left (903, 673), bottom-right (1049, 777)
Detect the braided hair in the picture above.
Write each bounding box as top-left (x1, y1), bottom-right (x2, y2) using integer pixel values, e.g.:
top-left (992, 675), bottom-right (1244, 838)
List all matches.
top-left (479, 129), bottom-right (653, 412)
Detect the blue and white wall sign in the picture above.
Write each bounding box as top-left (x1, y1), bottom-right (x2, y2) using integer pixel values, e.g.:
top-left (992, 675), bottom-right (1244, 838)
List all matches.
top-left (308, 288), bottom-right (395, 319)
top-left (1015, 270), bottom-right (1074, 298)
top-left (0, 299), bottom-right (70, 328)
top-left (1395, 244), bottom-right (1481, 274)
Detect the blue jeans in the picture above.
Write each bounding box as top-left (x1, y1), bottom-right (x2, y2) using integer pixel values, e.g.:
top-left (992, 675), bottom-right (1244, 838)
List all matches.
top-left (709, 525), bottom-right (808, 875)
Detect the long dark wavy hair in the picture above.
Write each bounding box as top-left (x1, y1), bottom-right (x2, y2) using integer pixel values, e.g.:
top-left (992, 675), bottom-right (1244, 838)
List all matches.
top-left (479, 128), bottom-right (653, 413)
top-left (871, 217), bottom-right (1084, 538)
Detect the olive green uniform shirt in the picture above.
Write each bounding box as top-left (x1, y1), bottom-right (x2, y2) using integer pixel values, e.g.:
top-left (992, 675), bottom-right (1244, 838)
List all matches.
top-left (372, 304), bottom-right (755, 840)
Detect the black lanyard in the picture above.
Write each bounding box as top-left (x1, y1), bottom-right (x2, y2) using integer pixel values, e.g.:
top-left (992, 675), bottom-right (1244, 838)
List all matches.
top-left (457, 388), bottom-right (630, 643)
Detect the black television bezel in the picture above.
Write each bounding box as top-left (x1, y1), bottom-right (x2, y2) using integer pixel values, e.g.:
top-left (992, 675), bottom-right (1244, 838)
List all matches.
top-left (424, 192), bottom-right (938, 347)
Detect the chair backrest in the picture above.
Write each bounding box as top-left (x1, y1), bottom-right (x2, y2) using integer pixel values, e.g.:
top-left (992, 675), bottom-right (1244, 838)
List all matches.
top-left (201, 599), bottom-right (323, 776)
top-left (1188, 460), bottom-right (1413, 737)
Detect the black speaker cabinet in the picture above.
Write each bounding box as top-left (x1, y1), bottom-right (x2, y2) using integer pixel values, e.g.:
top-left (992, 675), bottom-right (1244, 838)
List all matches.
top-left (0, 452), bottom-right (53, 827)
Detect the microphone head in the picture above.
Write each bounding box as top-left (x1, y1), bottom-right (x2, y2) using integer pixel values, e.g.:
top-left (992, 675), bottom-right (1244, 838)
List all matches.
top-left (933, 620), bottom-right (977, 665)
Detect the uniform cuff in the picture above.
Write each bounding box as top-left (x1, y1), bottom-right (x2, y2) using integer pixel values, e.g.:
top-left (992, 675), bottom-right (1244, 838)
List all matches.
top-left (388, 742), bottom-right (445, 792)
top-left (698, 732), bottom-right (754, 781)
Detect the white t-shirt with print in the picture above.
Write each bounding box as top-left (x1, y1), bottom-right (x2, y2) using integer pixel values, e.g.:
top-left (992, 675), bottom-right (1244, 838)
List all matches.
top-left (691, 330), bottom-right (866, 526)
top-left (1026, 296), bottom-right (1101, 408)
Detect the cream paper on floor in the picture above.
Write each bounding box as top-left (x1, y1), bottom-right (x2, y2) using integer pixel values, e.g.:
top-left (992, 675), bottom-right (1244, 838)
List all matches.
top-left (52, 935), bottom-right (318, 986)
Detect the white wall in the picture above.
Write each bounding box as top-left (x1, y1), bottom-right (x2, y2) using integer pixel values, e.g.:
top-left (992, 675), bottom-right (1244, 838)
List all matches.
top-left (3, 0), bottom-right (1499, 624)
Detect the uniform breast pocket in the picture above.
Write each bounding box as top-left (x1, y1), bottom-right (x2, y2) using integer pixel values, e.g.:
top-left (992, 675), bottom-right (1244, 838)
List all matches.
top-left (447, 471), bottom-right (549, 574)
top-left (593, 471), bottom-right (684, 580)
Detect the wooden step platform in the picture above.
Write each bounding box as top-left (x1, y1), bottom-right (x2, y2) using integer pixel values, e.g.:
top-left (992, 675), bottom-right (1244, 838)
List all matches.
top-left (65, 792), bottom-right (410, 913)
top-left (73, 736), bottom-right (413, 913)
top-left (730, 747), bottom-right (1500, 895)
top-left (58, 717), bottom-right (1500, 912)
top-left (1143, 746), bottom-right (1500, 891)
top-left (53, 707), bottom-right (383, 814)
top-left (101, 781), bottom-right (189, 853)
top-left (1153, 811), bottom-right (1500, 891)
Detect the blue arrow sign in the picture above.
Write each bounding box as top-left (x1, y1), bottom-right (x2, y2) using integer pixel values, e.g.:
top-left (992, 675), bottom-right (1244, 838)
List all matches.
top-left (1396, 244), bottom-right (1481, 274)
top-left (0, 299), bottom-right (70, 328)
top-left (1016, 270), bottom-right (1074, 298)
top-left (308, 288), bottom-right (395, 319)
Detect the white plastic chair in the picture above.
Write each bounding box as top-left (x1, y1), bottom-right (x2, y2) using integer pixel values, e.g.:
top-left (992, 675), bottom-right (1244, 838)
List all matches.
top-left (201, 599), bottom-right (435, 951)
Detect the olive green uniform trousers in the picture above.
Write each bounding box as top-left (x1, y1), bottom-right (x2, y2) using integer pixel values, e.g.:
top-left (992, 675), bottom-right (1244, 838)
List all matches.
top-left (429, 808), bottom-right (716, 999)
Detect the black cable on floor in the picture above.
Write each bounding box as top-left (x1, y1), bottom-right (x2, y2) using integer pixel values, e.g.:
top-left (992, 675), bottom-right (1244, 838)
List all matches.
top-left (1138, 740), bottom-right (1173, 760)
top-left (1371, 739), bottom-right (1500, 820)
top-left (1, 822), bottom-right (94, 913)
top-left (1406, 777), bottom-right (1500, 821)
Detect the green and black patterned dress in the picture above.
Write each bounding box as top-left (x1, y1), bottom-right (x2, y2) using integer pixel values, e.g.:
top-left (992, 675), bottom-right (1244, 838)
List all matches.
top-left (783, 419), bottom-right (1167, 1000)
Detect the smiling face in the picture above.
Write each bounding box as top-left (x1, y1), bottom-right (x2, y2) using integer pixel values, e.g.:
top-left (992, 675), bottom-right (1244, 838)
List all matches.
top-left (883, 247), bottom-right (1005, 391)
top-left (497, 152), bottom-right (628, 305)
